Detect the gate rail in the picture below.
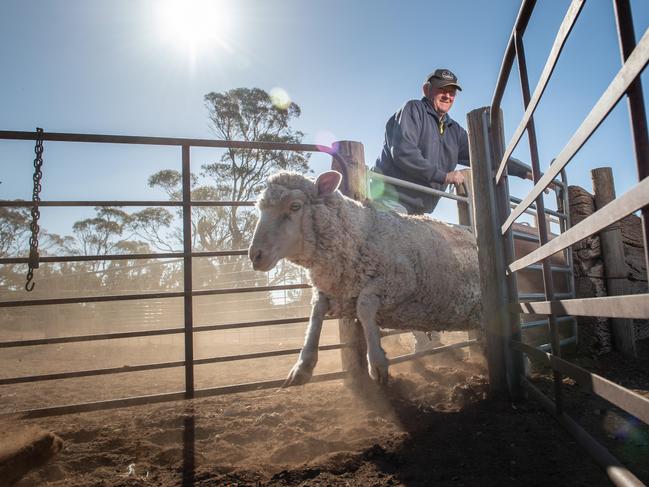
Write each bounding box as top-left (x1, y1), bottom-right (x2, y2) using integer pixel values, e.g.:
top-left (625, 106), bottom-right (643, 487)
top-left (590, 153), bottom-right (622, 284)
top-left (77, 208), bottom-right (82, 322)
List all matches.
top-left (474, 0), bottom-right (649, 485)
top-left (0, 131), bottom-right (355, 417)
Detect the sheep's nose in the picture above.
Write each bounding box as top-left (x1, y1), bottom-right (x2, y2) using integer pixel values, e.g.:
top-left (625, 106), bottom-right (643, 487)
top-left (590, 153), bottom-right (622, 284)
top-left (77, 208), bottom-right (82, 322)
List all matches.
top-left (249, 247), bottom-right (263, 269)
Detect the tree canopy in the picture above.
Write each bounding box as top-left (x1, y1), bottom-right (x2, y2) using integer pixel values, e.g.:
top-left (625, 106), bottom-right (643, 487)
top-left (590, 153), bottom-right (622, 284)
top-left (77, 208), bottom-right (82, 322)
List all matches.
top-left (2, 87), bottom-right (312, 301)
top-left (148, 87), bottom-right (311, 251)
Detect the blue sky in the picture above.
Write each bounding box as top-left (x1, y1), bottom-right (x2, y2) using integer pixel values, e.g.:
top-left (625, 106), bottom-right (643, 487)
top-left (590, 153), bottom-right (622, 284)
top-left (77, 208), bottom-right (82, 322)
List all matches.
top-left (1, 0), bottom-right (648, 238)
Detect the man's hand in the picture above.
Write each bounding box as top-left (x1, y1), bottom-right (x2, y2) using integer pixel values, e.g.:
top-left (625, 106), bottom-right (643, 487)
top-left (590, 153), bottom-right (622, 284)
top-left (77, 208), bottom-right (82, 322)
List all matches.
top-left (445, 170), bottom-right (465, 185)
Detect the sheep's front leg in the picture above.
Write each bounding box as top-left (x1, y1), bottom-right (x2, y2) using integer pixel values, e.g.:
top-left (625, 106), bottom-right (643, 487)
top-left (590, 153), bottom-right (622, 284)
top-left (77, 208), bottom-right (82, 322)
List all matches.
top-left (356, 291), bottom-right (388, 384)
top-left (283, 292), bottom-right (329, 387)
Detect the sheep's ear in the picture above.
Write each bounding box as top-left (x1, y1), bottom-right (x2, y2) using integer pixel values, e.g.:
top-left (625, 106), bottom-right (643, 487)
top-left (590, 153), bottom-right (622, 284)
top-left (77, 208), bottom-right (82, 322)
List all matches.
top-left (315, 171), bottom-right (342, 196)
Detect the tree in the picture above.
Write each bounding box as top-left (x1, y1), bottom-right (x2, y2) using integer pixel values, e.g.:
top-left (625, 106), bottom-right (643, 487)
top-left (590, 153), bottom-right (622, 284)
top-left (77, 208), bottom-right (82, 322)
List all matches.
top-left (0, 207), bottom-right (30, 257)
top-left (0, 207), bottom-right (31, 293)
top-left (148, 87), bottom-right (311, 253)
top-left (203, 87), bottom-right (310, 249)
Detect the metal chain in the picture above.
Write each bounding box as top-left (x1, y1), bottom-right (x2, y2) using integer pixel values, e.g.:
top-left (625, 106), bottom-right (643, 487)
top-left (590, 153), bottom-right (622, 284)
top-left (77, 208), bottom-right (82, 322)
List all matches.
top-left (25, 127), bottom-right (44, 292)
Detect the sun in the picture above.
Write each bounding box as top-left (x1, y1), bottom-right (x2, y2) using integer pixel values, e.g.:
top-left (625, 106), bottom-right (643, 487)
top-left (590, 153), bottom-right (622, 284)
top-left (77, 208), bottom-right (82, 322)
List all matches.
top-left (156, 0), bottom-right (232, 54)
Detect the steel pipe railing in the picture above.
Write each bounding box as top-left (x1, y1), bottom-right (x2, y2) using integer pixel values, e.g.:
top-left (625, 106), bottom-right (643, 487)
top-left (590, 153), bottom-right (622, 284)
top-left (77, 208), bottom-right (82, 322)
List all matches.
top-left (0, 283), bottom-right (311, 308)
top-left (487, 1), bottom-right (648, 483)
top-left (367, 170), bottom-right (474, 230)
top-left (0, 343), bottom-right (347, 386)
top-left (508, 176), bottom-right (649, 273)
top-left (494, 0), bottom-right (585, 183)
top-left (3, 371), bottom-right (350, 420)
top-left (501, 28), bottom-right (649, 234)
top-left (0, 129), bottom-right (356, 416)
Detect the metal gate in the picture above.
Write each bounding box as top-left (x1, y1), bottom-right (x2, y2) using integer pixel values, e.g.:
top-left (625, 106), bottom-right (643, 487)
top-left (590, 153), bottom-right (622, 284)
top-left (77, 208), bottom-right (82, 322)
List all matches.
top-left (0, 132), bottom-right (354, 418)
top-left (468, 0), bottom-right (649, 485)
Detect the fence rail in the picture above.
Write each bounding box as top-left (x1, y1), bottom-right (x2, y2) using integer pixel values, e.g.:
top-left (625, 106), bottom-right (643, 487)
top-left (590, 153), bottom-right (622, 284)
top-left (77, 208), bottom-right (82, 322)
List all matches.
top-left (480, 0), bottom-right (649, 484)
top-left (0, 130), bottom-right (354, 417)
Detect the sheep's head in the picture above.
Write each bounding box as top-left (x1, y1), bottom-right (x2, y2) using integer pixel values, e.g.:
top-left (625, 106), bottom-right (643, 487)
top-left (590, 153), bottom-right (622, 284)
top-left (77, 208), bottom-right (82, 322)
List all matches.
top-left (248, 171), bottom-right (342, 271)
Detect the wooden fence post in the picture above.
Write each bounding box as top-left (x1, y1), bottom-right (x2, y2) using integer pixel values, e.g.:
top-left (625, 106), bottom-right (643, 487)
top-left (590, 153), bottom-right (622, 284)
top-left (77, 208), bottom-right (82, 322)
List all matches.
top-left (331, 140), bottom-right (371, 388)
top-left (592, 167), bottom-right (637, 357)
top-left (466, 107), bottom-right (523, 397)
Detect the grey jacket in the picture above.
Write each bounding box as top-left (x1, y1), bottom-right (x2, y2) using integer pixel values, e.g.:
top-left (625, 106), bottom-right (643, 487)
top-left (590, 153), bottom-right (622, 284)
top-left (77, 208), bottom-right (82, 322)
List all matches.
top-left (373, 97), bottom-right (526, 214)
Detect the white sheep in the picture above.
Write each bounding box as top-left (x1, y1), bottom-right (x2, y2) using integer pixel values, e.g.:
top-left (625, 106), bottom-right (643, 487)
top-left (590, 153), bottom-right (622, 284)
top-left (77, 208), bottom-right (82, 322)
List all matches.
top-left (248, 171), bottom-right (482, 386)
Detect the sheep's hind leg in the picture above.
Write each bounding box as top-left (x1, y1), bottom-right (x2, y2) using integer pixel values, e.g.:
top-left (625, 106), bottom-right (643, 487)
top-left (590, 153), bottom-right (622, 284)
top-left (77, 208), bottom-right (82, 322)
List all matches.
top-left (356, 290), bottom-right (388, 384)
top-left (283, 292), bottom-right (329, 387)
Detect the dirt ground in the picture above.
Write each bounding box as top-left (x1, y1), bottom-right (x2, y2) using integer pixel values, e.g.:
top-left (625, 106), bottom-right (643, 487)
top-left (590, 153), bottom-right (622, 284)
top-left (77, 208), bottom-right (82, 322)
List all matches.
top-left (4, 339), bottom-right (648, 487)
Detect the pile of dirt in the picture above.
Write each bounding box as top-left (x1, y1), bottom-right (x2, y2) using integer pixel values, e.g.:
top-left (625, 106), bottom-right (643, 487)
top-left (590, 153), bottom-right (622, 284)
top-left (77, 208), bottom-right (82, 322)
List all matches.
top-left (0, 425), bottom-right (63, 486)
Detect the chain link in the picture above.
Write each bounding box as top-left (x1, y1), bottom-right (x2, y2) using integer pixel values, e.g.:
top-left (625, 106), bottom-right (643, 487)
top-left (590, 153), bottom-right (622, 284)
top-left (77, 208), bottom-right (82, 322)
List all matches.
top-left (25, 127), bottom-right (44, 292)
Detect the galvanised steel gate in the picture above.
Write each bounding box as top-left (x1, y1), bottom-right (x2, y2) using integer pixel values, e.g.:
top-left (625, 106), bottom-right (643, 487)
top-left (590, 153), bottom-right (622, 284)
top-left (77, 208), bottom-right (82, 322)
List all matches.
top-left (0, 132), bottom-right (355, 417)
top-left (468, 0), bottom-right (649, 485)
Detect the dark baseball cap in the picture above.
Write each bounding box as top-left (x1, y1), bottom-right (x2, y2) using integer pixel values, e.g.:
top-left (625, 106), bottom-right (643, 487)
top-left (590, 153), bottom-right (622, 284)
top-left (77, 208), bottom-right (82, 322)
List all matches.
top-left (426, 68), bottom-right (462, 91)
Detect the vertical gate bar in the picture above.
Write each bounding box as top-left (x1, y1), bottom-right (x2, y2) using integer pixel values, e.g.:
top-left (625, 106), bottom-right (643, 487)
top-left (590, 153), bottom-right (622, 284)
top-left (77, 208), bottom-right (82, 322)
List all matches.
top-left (560, 168), bottom-right (578, 346)
top-left (612, 0), bottom-right (649, 273)
top-left (514, 32), bottom-right (563, 411)
top-left (487, 110), bottom-right (524, 397)
top-left (490, 0), bottom-right (537, 128)
top-left (456, 172), bottom-right (483, 361)
top-left (182, 145), bottom-right (195, 398)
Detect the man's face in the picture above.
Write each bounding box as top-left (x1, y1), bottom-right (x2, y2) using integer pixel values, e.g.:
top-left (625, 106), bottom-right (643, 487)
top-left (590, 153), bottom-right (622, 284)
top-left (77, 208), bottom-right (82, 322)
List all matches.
top-left (430, 86), bottom-right (457, 115)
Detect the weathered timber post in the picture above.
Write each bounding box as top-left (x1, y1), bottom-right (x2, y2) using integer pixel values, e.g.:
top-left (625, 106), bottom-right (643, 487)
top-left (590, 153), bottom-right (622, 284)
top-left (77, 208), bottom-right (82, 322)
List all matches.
top-left (592, 167), bottom-right (637, 357)
top-left (331, 140), bottom-right (371, 388)
top-left (466, 107), bottom-right (523, 397)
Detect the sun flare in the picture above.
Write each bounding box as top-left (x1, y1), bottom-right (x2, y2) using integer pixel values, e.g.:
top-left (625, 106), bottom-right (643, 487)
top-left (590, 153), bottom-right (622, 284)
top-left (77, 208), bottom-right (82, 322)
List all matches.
top-left (157, 0), bottom-right (232, 54)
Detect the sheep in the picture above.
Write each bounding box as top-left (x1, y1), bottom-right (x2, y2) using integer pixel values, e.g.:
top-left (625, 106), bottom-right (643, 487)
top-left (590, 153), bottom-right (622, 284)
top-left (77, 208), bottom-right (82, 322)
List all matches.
top-left (248, 170), bottom-right (482, 387)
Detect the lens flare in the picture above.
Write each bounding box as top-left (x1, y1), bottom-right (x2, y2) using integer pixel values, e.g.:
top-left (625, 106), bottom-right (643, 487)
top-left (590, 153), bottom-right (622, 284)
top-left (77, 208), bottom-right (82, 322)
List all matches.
top-left (270, 87), bottom-right (292, 110)
top-left (315, 130), bottom-right (337, 152)
top-left (369, 178), bottom-right (386, 200)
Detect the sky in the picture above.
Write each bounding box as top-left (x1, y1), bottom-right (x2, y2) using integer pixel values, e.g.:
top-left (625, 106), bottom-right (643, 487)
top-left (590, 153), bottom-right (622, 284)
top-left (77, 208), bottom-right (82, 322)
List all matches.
top-left (1, 0), bottom-right (648, 239)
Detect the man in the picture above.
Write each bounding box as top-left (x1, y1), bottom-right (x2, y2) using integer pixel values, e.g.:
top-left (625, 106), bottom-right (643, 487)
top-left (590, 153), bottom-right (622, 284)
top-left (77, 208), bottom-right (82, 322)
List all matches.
top-left (372, 68), bottom-right (530, 214)
top-left (373, 68), bottom-right (531, 353)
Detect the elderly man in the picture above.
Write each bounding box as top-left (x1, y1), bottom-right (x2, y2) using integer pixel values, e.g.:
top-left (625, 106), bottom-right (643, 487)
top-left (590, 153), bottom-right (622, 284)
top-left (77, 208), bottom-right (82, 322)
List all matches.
top-left (373, 68), bottom-right (531, 352)
top-left (373, 68), bottom-right (530, 214)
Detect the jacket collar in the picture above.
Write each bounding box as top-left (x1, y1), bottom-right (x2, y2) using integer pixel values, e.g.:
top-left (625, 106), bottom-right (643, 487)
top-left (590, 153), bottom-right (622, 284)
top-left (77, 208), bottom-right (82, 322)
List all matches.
top-left (422, 97), bottom-right (455, 126)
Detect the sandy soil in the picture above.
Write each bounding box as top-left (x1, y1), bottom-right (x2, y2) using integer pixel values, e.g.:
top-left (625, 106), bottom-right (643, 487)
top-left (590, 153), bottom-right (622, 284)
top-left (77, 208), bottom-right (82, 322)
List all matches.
top-left (2, 335), bottom-right (648, 486)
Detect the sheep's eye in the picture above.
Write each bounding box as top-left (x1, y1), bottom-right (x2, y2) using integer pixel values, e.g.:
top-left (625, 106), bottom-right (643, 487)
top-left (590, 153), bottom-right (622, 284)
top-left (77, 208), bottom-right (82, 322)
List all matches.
top-left (290, 202), bottom-right (302, 212)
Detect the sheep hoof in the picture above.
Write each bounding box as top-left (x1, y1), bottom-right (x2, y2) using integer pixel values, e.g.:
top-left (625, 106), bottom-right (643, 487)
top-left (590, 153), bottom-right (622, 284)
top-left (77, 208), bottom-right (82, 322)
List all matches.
top-left (368, 363), bottom-right (389, 385)
top-left (282, 362), bottom-right (314, 388)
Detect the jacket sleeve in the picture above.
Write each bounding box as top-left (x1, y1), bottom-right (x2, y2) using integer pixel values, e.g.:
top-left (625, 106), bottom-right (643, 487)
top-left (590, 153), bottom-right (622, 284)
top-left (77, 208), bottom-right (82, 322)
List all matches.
top-left (389, 101), bottom-right (448, 185)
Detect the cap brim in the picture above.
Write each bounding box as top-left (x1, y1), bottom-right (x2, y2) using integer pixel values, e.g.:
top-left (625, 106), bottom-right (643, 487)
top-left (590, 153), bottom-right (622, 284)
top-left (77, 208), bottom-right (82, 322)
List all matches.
top-left (433, 80), bottom-right (462, 91)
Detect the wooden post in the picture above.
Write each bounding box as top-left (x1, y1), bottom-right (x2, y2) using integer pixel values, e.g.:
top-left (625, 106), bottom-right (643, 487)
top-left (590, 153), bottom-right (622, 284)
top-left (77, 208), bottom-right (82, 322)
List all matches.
top-left (331, 140), bottom-right (371, 388)
top-left (466, 107), bottom-right (523, 396)
top-left (592, 167), bottom-right (637, 357)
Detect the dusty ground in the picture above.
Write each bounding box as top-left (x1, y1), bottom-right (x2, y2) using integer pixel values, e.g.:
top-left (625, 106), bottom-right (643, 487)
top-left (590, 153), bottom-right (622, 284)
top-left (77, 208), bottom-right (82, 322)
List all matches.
top-left (5, 337), bottom-right (648, 487)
